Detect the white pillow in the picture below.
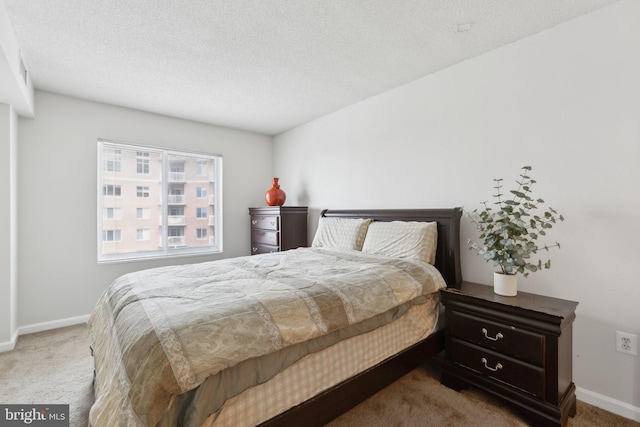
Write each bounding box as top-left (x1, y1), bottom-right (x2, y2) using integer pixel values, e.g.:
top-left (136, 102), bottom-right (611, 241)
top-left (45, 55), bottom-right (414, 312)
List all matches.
top-left (361, 221), bottom-right (438, 264)
top-left (311, 217), bottom-right (372, 251)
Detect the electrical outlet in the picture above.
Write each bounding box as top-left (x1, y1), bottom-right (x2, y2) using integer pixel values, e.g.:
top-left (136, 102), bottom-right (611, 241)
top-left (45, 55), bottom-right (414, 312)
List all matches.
top-left (616, 331), bottom-right (638, 356)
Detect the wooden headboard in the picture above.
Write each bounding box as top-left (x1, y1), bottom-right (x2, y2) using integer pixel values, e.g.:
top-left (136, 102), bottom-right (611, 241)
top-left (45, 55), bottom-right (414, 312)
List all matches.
top-left (320, 208), bottom-right (463, 288)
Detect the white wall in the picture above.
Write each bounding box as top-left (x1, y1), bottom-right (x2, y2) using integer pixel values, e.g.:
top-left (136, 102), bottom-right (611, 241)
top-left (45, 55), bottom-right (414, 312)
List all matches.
top-left (274, 0), bottom-right (640, 420)
top-left (16, 91), bottom-right (272, 330)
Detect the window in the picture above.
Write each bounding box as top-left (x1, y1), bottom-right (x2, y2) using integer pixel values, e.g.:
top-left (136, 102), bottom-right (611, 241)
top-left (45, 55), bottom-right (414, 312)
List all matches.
top-left (136, 186), bottom-right (150, 198)
top-left (103, 147), bottom-right (121, 172)
top-left (169, 207), bottom-right (184, 216)
top-left (136, 208), bottom-right (150, 219)
top-left (103, 208), bottom-right (122, 220)
top-left (103, 230), bottom-right (121, 242)
top-left (103, 185), bottom-right (121, 196)
top-left (98, 140), bottom-right (222, 263)
top-left (196, 160), bottom-right (208, 176)
top-left (136, 151), bottom-right (150, 174)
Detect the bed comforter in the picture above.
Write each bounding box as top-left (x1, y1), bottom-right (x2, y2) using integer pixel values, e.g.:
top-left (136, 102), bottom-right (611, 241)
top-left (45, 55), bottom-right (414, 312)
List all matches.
top-left (88, 247), bottom-right (446, 427)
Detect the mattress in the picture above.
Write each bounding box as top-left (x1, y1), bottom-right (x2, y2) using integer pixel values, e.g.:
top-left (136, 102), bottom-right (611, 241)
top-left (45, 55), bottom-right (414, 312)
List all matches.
top-left (200, 294), bottom-right (441, 427)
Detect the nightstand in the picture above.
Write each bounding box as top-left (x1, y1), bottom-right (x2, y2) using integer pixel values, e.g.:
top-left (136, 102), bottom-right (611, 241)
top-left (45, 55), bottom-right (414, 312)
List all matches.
top-left (248, 206), bottom-right (308, 255)
top-left (440, 282), bottom-right (579, 427)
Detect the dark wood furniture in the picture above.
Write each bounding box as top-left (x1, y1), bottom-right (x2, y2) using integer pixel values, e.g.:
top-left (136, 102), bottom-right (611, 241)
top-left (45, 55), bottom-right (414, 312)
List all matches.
top-left (440, 282), bottom-right (578, 427)
top-left (249, 206), bottom-right (308, 255)
top-left (260, 207), bottom-right (463, 427)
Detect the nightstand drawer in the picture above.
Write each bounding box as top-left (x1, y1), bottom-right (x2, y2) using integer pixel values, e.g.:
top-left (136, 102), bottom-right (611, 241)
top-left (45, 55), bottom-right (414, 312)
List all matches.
top-left (251, 243), bottom-right (280, 255)
top-left (251, 215), bottom-right (280, 231)
top-left (449, 310), bottom-right (545, 366)
top-left (451, 339), bottom-right (545, 398)
top-left (251, 230), bottom-right (280, 246)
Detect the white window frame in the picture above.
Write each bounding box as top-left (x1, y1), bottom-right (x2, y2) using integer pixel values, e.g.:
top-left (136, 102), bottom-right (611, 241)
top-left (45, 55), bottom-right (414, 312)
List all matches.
top-left (98, 139), bottom-right (223, 263)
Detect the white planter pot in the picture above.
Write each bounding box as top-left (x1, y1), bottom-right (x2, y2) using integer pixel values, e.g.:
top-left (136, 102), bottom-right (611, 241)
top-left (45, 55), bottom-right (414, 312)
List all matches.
top-left (494, 272), bottom-right (517, 296)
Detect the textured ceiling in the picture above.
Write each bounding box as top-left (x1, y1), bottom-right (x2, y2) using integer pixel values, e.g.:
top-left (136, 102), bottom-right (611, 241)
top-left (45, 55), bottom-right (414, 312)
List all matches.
top-left (3, 0), bottom-right (620, 135)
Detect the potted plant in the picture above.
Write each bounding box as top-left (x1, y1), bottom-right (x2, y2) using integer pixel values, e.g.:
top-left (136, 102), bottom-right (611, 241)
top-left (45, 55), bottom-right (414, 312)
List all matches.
top-left (467, 166), bottom-right (564, 296)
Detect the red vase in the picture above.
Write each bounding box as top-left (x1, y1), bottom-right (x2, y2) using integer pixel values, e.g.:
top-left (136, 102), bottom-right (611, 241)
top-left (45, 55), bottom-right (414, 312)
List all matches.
top-left (265, 177), bottom-right (286, 206)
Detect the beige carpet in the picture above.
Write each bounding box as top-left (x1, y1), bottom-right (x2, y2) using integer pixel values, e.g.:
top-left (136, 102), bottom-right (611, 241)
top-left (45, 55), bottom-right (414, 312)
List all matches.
top-left (0, 324), bottom-right (94, 427)
top-left (0, 324), bottom-right (638, 427)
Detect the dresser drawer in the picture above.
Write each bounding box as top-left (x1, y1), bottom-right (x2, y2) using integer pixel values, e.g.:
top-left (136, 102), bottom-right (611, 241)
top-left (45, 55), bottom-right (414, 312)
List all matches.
top-left (248, 207), bottom-right (307, 256)
top-left (449, 310), bottom-right (545, 366)
top-left (251, 243), bottom-right (280, 255)
top-left (451, 339), bottom-right (545, 398)
top-left (251, 215), bottom-right (280, 231)
top-left (251, 230), bottom-right (280, 246)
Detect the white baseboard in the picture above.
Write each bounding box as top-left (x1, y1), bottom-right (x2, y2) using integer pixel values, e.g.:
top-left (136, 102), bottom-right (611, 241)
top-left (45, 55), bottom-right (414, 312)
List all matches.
top-left (18, 314), bottom-right (90, 335)
top-left (0, 329), bottom-right (19, 353)
top-left (0, 314), bottom-right (90, 353)
top-left (577, 386), bottom-right (640, 422)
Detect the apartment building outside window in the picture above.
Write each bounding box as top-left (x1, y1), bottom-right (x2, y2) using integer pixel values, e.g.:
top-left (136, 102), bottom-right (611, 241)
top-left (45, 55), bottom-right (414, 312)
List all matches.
top-left (98, 139), bottom-right (222, 263)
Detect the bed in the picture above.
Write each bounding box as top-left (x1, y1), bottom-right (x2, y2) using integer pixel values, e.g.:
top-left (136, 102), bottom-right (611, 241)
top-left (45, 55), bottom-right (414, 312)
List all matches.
top-left (88, 208), bottom-right (462, 427)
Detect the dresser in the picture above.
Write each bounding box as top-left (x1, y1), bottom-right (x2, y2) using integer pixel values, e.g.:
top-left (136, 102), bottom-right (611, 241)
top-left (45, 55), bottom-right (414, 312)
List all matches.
top-left (248, 206), bottom-right (308, 255)
top-left (440, 282), bottom-right (578, 427)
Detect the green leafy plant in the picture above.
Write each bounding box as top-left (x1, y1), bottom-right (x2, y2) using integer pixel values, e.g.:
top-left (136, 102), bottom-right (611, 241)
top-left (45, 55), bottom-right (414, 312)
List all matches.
top-left (468, 166), bottom-right (565, 277)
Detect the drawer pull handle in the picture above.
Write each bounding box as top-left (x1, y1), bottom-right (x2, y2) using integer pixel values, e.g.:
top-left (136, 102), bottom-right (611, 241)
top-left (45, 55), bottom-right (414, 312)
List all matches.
top-left (481, 358), bottom-right (503, 372)
top-left (252, 220), bottom-right (257, 225)
top-left (252, 247), bottom-right (258, 253)
top-left (482, 328), bottom-right (504, 341)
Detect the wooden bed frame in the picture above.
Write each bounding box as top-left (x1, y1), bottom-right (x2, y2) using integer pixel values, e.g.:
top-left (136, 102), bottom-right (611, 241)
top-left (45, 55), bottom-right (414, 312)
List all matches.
top-left (260, 207), bottom-right (463, 427)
